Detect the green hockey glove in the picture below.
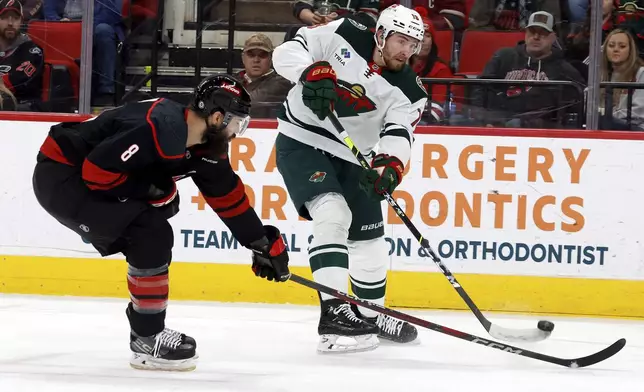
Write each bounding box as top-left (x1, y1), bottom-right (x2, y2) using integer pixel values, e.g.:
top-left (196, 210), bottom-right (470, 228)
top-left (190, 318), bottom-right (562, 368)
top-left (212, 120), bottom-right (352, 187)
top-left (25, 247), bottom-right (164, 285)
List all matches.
top-left (359, 154), bottom-right (404, 201)
top-left (299, 61), bottom-right (338, 120)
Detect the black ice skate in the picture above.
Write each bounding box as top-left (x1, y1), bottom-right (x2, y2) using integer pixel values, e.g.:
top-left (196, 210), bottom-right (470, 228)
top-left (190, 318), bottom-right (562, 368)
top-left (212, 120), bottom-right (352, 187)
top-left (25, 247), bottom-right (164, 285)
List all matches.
top-left (366, 313), bottom-right (419, 344)
top-left (351, 304), bottom-right (419, 344)
top-left (129, 328), bottom-right (198, 371)
top-left (317, 299), bottom-right (380, 353)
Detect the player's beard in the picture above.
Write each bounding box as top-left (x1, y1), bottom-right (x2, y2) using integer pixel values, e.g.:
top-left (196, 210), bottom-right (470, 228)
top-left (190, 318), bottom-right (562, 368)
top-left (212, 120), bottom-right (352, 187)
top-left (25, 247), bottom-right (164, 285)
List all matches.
top-left (380, 47), bottom-right (407, 72)
top-left (203, 126), bottom-right (233, 156)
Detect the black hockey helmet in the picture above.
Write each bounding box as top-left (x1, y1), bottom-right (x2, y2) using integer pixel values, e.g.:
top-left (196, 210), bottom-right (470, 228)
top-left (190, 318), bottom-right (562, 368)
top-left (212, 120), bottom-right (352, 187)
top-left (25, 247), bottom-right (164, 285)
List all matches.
top-left (190, 74), bottom-right (251, 117)
top-left (190, 74), bottom-right (252, 137)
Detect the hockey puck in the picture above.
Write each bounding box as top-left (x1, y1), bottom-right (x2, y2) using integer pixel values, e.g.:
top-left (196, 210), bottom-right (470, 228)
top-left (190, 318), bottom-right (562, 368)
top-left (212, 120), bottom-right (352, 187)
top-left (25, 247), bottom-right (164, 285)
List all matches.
top-left (537, 320), bottom-right (555, 332)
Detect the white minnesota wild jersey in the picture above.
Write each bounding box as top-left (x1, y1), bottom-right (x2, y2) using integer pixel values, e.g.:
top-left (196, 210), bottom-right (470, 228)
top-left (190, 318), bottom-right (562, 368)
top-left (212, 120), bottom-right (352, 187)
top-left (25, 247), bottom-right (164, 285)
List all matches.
top-left (272, 18), bottom-right (428, 166)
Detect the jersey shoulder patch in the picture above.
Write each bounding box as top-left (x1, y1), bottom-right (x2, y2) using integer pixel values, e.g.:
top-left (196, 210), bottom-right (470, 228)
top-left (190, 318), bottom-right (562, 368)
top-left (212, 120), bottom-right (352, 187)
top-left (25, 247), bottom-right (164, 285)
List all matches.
top-left (333, 18), bottom-right (375, 61)
top-left (147, 99), bottom-right (187, 160)
top-left (381, 65), bottom-right (428, 104)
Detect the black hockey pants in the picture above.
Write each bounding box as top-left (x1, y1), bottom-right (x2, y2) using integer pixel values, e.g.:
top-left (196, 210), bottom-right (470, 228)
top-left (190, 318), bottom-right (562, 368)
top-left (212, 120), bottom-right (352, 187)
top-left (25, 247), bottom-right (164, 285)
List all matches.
top-left (33, 157), bottom-right (173, 336)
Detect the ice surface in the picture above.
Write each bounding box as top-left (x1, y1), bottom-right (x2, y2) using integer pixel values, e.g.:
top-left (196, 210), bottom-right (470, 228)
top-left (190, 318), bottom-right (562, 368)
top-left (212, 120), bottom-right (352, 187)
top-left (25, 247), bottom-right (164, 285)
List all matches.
top-left (0, 294), bottom-right (642, 392)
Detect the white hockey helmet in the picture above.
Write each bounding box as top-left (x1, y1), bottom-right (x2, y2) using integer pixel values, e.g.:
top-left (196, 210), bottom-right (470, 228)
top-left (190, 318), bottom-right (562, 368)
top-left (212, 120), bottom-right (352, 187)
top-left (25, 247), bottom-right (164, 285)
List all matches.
top-left (374, 4), bottom-right (425, 54)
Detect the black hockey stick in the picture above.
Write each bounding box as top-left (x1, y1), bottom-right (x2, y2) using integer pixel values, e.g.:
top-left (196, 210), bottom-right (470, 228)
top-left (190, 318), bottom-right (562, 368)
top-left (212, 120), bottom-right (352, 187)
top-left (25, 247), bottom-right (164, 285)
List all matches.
top-left (288, 273), bottom-right (626, 368)
top-left (327, 112), bottom-right (554, 343)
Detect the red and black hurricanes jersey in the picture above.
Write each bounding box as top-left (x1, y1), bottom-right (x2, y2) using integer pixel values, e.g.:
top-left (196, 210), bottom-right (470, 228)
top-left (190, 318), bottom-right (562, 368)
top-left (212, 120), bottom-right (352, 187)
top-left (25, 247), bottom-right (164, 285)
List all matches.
top-left (37, 98), bottom-right (266, 247)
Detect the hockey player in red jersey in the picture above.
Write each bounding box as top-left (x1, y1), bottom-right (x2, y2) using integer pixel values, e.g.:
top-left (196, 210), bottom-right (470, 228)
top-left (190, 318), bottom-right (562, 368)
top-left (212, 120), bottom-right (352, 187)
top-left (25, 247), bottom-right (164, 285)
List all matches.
top-left (32, 74), bottom-right (291, 372)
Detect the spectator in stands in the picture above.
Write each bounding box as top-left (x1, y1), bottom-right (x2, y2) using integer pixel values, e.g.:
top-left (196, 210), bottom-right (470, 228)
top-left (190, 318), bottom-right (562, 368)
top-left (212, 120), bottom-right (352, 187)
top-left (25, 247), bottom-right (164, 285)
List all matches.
top-left (471, 11), bottom-right (585, 128)
top-left (0, 79), bottom-right (17, 110)
top-left (567, 0), bottom-right (644, 61)
top-left (381, 0), bottom-right (467, 31)
top-left (410, 7), bottom-right (459, 123)
top-left (607, 0), bottom-right (644, 56)
top-left (237, 33), bottom-right (293, 118)
top-left (43, 0), bottom-right (80, 20)
top-left (44, 0), bottom-right (125, 106)
top-left (566, 0), bottom-right (589, 26)
top-left (292, 0), bottom-right (380, 28)
top-left (0, 0), bottom-right (44, 110)
top-left (600, 29), bottom-right (644, 130)
top-left (20, 0), bottom-right (41, 21)
top-left (564, 0), bottom-right (614, 82)
top-left (469, 0), bottom-right (561, 31)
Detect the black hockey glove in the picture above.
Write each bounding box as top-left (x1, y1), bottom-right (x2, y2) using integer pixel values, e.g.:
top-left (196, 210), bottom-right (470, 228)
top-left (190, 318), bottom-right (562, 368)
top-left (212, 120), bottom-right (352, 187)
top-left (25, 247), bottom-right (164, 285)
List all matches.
top-left (359, 154), bottom-right (404, 201)
top-left (249, 225), bottom-right (290, 282)
top-left (146, 179), bottom-right (180, 219)
top-left (147, 182), bottom-right (178, 207)
top-left (300, 61), bottom-right (338, 120)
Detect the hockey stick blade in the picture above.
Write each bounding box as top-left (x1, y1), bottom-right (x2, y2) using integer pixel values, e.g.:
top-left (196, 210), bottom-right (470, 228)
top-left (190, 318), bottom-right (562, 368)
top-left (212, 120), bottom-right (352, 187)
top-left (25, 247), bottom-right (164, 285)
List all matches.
top-left (288, 273), bottom-right (626, 368)
top-left (487, 323), bottom-right (552, 343)
top-left (327, 112), bottom-right (553, 343)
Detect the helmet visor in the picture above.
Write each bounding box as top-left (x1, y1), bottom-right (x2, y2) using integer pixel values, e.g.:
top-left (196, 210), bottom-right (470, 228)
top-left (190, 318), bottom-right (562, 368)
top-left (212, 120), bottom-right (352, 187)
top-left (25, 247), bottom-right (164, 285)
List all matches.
top-left (224, 112), bottom-right (251, 137)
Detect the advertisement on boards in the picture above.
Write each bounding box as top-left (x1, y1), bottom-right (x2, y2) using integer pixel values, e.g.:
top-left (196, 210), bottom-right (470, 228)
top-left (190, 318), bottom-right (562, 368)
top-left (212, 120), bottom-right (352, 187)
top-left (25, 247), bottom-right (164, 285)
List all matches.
top-left (171, 129), bottom-right (626, 280)
top-left (1, 120), bottom-right (643, 280)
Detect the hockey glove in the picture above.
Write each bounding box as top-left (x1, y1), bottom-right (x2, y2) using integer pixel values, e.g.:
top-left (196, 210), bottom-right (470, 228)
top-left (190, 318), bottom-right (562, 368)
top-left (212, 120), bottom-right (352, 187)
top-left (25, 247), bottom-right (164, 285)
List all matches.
top-left (359, 154), bottom-right (404, 201)
top-left (147, 182), bottom-right (178, 207)
top-left (300, 61), bottom-right (338, 120)
top-left (249, 225), bottom-right (290, 282)
top-left (146, 180), bottom-right (180, 219)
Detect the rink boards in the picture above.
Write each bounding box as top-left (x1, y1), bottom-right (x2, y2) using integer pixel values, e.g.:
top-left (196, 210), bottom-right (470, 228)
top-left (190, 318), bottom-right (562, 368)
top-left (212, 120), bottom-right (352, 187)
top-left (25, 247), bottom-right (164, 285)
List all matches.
top-left (1, 112), bottom-right (644, 318)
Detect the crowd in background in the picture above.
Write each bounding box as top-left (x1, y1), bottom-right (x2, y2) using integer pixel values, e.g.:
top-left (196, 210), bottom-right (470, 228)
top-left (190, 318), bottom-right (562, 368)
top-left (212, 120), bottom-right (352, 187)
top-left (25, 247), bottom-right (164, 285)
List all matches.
top-left (1, 0), bottom-right (644, 131)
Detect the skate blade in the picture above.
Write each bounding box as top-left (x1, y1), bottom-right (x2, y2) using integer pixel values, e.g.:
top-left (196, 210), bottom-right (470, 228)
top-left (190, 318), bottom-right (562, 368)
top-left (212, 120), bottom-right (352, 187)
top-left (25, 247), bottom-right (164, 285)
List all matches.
top-left (129, 352), bottom-right (199, 372)
top-left (378, 335), bottom-right (422, 346)
top-left (317, 334), bottom-right (379, 354)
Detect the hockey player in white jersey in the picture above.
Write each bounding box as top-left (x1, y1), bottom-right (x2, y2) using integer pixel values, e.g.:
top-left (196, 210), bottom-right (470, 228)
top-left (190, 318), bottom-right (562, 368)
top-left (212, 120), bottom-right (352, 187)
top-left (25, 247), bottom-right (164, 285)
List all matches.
top-left (272, 4), bottom-right (428, 353)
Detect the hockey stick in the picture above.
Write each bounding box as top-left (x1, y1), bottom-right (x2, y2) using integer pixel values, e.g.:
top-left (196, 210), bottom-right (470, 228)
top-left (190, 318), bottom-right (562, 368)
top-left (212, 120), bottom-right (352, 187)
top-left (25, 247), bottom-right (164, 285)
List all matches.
top-left (327, 112), bottom-right (553, 343)
top-left (288, 273), bottom-right (626, 368)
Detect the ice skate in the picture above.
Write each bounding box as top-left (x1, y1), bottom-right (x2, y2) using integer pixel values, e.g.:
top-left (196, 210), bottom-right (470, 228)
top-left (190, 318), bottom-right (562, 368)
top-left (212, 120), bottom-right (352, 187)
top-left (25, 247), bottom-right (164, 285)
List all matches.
top-left (129, 328), bottom-right (198, 371)
top-left (354, 305), bottom-right (419, 344)
top-left (317, 299), bottom-right (380, 353)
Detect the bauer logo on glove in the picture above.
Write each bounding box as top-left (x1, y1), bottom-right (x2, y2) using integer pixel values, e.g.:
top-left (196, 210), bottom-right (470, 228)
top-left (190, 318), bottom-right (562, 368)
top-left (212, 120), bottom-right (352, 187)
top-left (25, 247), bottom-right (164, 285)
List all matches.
top-left (300, 61), bottom-right (338, 121)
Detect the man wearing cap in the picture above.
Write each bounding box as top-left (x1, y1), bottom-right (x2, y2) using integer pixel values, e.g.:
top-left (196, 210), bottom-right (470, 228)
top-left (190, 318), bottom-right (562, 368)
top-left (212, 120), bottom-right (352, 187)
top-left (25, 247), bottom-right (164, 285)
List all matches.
top-left (470, 11), bottom-right (585, 128)
top-left (0, 0), bottom-right (44, 110)
top-left (237, 33), bottom-right (293, 118)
